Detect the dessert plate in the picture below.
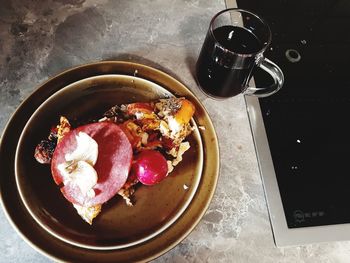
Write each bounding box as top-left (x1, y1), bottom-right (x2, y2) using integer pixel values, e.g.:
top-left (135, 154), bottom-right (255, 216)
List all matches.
top-left (0, 61), bottom-right (219, 262)
top-left (15, 74), bottom-right (203, 250)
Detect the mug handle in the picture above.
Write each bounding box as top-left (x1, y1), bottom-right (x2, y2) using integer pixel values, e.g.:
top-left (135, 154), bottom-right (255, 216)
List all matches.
top-left (244, 57), bottom-right (284, 98)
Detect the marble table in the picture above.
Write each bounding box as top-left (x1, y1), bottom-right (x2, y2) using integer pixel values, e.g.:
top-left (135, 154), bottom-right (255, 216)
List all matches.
top-left (1, 0), bottom-right (350, 262)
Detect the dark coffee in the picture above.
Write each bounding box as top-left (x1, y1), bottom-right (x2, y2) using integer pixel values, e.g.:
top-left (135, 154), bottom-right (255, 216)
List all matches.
top-left (196, 25), bottom-right (263, 98)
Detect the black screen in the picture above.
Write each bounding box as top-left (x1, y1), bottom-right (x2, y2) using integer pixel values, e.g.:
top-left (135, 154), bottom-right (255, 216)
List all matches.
top-left (237, 0), bottom-right (350, 228)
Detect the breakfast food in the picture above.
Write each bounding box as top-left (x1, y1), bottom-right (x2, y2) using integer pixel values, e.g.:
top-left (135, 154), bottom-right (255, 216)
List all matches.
top-left (34, 97), bottom-right (195, 224)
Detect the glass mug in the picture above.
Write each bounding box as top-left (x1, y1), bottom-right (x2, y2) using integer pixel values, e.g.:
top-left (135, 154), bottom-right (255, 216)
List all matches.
top-left (196, 8), bottom-right (284, 98)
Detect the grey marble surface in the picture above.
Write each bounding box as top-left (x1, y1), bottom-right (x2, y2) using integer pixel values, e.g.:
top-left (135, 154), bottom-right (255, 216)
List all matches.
top-left (1, 0), bottom-right (350, 262)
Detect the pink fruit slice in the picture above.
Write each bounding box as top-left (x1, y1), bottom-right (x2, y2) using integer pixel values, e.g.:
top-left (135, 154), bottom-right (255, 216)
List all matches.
top-left (51, 122), bottom-right (132, 206)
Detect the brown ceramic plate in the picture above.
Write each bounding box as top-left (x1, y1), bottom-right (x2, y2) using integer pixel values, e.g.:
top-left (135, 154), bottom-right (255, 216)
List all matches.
top-left (0, 61), bottom-right (219, 262)
top-left (15, 74), bottom-right (203, 250)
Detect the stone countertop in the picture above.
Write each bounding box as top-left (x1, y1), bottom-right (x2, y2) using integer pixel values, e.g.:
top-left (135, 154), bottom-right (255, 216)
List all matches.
top-left (1, 0), bottom-right (350, 262)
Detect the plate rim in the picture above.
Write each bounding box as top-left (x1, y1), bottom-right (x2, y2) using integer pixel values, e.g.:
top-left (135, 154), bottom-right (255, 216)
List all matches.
top-left (14, 73), bottom-right (204, 250)
top-left (0, 61), bottom-right (220, 262)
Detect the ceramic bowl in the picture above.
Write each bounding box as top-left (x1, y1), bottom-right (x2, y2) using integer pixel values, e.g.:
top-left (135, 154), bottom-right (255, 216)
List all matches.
top-left (15, 74), bottom-right (203, 249)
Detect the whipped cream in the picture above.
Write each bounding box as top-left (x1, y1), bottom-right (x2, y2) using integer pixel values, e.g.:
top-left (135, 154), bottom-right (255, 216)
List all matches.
top-left (58, 132), bottom-right (99, 197)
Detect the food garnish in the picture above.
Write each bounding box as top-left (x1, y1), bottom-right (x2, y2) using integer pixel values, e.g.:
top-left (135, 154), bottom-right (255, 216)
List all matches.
top-left (131, 150), bottom-right (169, 186)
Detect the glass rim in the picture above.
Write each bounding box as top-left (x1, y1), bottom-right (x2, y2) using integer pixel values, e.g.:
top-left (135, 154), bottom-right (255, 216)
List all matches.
top-left (209, 8), bottom-right (272, 57)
